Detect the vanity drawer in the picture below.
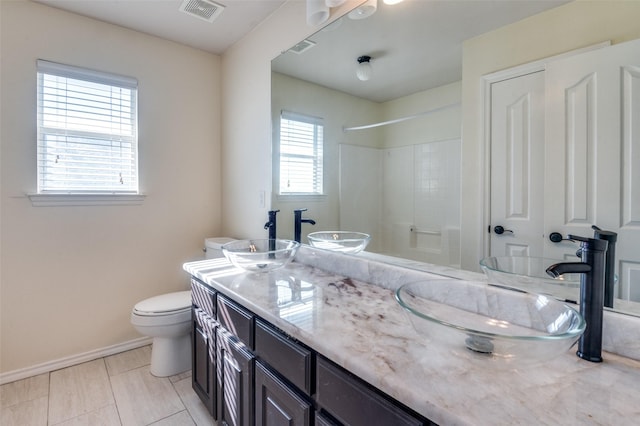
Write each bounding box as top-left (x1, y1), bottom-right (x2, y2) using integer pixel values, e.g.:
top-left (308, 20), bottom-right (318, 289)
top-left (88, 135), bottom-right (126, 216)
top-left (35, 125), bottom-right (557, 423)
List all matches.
top-left (217, 294), bottom-right (254, 349)
top-left (191, 278), bottom-right (216, 317)
top-left (254, 319), bottom-right (313, 395)
top-left (316, 357), bottom-right (424, 426)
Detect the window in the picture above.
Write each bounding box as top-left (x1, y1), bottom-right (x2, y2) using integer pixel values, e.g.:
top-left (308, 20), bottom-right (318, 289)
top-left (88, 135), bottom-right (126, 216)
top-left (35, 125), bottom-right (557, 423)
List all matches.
top-left (278, 111), bottom-right (324, 195)
top-left (36, 60), bottom-right (138, 194)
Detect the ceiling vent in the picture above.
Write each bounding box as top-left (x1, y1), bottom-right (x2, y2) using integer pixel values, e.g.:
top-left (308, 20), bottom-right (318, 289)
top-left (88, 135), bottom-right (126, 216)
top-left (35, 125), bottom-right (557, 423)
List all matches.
top-left (179, 0), bottom-right (226, 23)
top-left (288, 39), bottom-right (316, 55)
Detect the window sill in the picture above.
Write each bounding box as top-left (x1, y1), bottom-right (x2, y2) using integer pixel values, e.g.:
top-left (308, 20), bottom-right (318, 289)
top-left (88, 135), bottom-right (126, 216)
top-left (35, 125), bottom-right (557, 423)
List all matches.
top-left (27, 193), bottom-right (146, 207)
top-left (276, 194), bottom-right (327, 203)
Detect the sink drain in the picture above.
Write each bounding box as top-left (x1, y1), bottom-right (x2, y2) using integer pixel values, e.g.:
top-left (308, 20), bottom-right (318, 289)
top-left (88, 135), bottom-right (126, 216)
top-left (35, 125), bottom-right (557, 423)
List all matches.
top-left (465, 335), bottom-right (494, 354)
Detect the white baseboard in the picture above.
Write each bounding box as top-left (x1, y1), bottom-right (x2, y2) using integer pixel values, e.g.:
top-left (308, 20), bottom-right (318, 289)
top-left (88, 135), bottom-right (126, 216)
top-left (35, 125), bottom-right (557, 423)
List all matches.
top-left (0, 337), bottom-right (153, 385)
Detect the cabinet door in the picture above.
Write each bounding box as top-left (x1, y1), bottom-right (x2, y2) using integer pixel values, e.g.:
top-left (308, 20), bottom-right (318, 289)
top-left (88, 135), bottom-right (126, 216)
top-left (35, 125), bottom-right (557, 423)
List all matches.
top-left (315, 411), bottom-right (339, 426)
top-left (191, 278), bottom-right (216, 317)
top-left (217, 329), bottom-right (254, 426)
top-left (192, 308), bottom-right (217, 417)
top-left (316, 357), bottom-right (425, 426)
top-left (255, 361), bottom-right (312, 426)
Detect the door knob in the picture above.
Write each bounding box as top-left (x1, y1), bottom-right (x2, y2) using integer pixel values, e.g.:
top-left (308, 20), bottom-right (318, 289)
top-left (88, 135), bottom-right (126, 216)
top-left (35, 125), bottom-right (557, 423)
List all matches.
top-left (493, 226), bottom-right (513, 235)
top-left (549, 232), bottom-right (577, 243)
top-left (549, 232), bottom-right (565, 243)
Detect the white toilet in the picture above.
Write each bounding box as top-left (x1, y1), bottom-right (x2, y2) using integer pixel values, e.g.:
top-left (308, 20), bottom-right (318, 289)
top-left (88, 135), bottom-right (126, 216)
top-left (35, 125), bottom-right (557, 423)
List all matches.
top-left (131, 291), bottom-right (192, 377)
top-left (130, 237), bottom-right (234, 377)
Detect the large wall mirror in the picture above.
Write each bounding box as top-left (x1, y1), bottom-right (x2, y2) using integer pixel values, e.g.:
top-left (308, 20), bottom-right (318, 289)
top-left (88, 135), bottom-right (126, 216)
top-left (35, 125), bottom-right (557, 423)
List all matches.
top-left (271, 0), bottom-right (640, 318)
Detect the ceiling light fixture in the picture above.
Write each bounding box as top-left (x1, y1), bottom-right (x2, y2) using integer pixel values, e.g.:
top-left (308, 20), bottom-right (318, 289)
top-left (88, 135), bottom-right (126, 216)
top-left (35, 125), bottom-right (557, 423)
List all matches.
top-left (307, 0), bottom-right (330, 26)
top-left (383, 0), bottom-right (404, 5)
top-left (356, 56), bottom-right (372, 81)
top-left (348, 0), bottom-right (377, 20)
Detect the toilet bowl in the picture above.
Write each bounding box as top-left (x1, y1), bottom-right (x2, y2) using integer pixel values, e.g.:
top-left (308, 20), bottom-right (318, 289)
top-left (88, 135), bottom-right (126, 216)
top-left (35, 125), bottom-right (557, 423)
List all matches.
top-left (131, 291), bottom-right (192, 377)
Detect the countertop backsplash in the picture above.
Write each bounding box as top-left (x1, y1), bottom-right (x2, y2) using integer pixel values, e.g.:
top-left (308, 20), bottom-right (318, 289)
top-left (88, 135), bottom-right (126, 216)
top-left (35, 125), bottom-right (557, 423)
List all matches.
top-left (295, 246), bottom-right (640, 362)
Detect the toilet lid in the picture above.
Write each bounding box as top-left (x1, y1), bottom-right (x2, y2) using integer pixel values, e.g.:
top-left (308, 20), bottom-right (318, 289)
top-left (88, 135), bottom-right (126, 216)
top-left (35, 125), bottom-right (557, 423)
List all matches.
top-left (134, 291), bottom-right (191, 314)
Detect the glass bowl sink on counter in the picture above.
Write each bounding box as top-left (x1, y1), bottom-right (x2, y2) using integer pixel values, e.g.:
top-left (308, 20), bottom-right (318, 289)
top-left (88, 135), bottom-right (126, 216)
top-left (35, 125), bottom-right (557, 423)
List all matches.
top-left (307, 231), bottom-right (371, 254)
top-left (480, 256), bottom-right (581, 302)
top-left (395, 280), bottom-right (585, 368)
top-left (222, 239), bottom-right (300, 273)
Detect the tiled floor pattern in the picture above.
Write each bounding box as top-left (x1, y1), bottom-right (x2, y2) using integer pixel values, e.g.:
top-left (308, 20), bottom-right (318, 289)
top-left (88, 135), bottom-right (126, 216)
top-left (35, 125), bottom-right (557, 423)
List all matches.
top-left (0, 346), bottom-right (215, 426)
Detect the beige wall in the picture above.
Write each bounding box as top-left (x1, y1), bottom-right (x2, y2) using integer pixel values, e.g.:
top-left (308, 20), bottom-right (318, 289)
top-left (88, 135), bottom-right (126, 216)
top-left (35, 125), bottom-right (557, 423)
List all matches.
top-left (270, 73), bottom-right (461, 251)
top-left (460, 0), bottom-right (640, 271)
top-left (221, 0), bottom-right (640, 272)
top-left (0, 1), bottom-right (221, 374)
top-left (220, 0), bottom-right (363, 239)
top-left (271, 72), bottom-right (381, 240)
top-left (5, 0), bottom-right (637, 378)
top-left (381, 81), bottom-right (461, 148)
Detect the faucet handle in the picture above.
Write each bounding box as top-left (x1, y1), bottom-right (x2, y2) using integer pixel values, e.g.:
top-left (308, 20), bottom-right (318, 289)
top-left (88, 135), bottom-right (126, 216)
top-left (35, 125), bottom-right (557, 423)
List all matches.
top-left (567, 234), bottom-right (589, 243)
top-left (568, 234), bottom-right (609, 253)
top-left (591, 225), bottom-right (617, 242)
top-left (267, 209), bottom-right (280, 219)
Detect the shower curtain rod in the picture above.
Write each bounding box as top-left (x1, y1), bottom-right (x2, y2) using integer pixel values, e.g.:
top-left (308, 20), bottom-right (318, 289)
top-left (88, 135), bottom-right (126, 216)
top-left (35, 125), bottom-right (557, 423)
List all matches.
top-left (342, 102), bottom-right (461, 132)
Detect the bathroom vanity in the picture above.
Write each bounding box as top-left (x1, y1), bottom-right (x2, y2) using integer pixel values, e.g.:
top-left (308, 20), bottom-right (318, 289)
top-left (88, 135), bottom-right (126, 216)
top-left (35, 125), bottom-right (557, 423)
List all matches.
top-left (188, 268), bottom-right (428, 425)
top-left (183, 247), bottom-right (640, 425)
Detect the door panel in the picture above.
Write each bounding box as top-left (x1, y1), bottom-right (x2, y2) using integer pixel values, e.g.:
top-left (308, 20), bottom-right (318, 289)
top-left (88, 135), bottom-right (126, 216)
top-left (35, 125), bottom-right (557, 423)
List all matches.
top-left (544, 39), bottom-right (640, 302)
top-left (620, 65), bottom-right (640, 302)
top-left (217, 329), bottom-right (254, 426)
top-left (490, 71), bottom-right (545, 258)
top-left (254, 361), bottom-right (312, 426)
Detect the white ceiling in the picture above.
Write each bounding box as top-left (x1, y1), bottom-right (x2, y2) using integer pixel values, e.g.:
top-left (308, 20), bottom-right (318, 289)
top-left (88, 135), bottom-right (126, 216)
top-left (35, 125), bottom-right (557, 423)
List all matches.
top-left (34, 0), bottom-right (287, 55)
top-left (273, 0), bottom-right (570, 102)
top-left (34, 0), bottom-right (570, 102)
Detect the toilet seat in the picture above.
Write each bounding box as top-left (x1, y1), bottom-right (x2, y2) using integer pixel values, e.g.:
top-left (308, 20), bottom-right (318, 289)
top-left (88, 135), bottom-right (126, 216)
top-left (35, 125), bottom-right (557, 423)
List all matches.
top-left (133, 291), bottom-right (191, 316)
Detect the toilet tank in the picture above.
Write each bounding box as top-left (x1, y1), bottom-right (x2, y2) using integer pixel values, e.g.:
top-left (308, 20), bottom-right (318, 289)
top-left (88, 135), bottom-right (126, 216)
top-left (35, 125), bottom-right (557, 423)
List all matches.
top-left (204, 237), bottom-right (235, 259)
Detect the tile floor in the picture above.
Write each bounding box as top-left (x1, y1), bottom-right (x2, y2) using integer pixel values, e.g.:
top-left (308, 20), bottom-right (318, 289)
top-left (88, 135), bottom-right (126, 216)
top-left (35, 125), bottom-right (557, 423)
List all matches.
top-left (0, 345), bottom-right (216, 426)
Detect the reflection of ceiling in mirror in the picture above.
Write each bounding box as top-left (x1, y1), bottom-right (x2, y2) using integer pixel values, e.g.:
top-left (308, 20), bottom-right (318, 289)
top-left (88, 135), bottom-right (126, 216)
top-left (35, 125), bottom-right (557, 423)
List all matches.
top-left (272, 0), bottom-right (569, 103)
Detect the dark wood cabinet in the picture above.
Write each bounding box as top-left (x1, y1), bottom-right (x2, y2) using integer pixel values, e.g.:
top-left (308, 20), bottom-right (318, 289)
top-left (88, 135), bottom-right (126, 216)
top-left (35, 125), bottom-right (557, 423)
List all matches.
top-left (255, 360), bottom-right (312, 426)
top-left (191, 277), bottom-right (218, 418)
top-left (192, 308), bottom-right (216, 417)
top-left (191, 278), bottom-right (216, 316)
top-left (254, 320), bottom-right (313, 395)
top-left (316, 357), bottom-right (426, 426)
top-left (217, 293), bottom-right (254, 349)
top-left (315, 411), bottom-right (340, 426)
top-left (190, 276), bottom-right (432, 426)
top-left (217, 328), bottom-right (254, 426)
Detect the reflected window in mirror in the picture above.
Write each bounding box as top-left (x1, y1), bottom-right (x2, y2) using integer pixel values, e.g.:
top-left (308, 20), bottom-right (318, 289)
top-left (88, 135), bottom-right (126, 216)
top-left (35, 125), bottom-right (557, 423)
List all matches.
top-left (278, 111), bottom-right (324, 196)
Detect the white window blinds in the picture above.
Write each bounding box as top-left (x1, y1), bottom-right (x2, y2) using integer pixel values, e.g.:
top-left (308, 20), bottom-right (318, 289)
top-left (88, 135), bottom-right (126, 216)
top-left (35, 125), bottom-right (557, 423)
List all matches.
top-left (36, 60), bottom-right (138, 193)
top-left (279, 111), bottom-right (324, 195)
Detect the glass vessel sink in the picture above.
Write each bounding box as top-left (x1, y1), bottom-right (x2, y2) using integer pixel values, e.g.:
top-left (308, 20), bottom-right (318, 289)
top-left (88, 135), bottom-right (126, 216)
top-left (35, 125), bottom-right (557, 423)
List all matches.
top-left (395, 280), bottom-right (585, 368)
top-left (480, 256), bottom-right (581, 302)
top-left (222, 239), bottom-right (300, 273)
top-left (307, 231), bottom-right (370, 254)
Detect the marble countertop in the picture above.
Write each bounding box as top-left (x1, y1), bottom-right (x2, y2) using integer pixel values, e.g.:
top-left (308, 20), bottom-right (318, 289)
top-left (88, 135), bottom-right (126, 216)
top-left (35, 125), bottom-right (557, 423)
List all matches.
top-left (184, 248), bottom-right (640, 425)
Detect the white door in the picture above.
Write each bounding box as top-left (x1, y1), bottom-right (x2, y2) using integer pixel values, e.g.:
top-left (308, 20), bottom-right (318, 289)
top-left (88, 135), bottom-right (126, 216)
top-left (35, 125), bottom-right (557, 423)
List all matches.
top-left (489, 71), bottom-right (546, 258)
top-left (544, 39), bottom-right (640, 302)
